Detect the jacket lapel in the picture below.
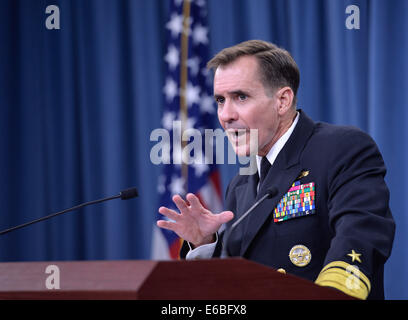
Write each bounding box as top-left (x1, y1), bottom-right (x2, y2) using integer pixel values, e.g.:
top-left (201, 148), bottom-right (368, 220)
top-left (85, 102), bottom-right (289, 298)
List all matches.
top-left (239, 109), bottom-right (316, 256)
top-left (235, 172), bottom-right (258, 217)
top-left (226, 172), bottom-right (258, 256)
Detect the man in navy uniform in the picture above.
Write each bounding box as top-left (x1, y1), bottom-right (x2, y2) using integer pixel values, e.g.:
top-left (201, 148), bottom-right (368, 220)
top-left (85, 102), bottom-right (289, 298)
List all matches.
top-left (157, 40), bottom-right (395, 300)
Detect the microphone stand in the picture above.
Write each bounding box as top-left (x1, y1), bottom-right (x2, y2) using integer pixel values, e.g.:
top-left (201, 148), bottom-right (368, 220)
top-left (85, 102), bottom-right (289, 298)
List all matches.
top-left (0, 188), bottom-right (138, 236)
top-left (222, 188), bottom-right (277, 257)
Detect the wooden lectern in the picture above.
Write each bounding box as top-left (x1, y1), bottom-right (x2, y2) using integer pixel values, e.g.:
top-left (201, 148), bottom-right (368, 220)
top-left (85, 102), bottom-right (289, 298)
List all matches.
top-left (0, 258), bottom-right (354, 299)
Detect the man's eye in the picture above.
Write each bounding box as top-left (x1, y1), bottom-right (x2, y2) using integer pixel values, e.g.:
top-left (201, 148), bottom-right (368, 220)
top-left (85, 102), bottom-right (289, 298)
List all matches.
top-left (238, 94), bottom-right (247, 101)
top-left (216, 97), bottom-right (225, 104)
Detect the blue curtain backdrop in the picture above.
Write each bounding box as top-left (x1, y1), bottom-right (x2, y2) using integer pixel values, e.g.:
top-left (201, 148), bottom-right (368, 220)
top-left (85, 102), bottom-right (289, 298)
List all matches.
top-left (0, 0), bottom-right (406, 299)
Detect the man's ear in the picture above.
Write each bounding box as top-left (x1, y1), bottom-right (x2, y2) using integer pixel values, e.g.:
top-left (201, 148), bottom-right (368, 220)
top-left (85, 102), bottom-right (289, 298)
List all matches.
top-left (276, 87), bottom-right (295, 115)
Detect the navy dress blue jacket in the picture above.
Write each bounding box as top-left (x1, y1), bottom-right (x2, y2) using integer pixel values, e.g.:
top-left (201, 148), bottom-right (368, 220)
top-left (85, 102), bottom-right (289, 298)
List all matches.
top-left (182, 109), bottom-right (395, 300)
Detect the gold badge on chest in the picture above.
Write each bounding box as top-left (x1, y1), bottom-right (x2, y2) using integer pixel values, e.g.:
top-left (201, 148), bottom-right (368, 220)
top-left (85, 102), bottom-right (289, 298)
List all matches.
top-left (289, 244), bottom-right (312, 267)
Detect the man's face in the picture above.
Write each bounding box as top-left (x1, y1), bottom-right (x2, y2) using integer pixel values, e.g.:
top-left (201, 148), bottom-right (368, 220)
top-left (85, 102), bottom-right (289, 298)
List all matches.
top-left (214, 55), bottom-right (281, 157)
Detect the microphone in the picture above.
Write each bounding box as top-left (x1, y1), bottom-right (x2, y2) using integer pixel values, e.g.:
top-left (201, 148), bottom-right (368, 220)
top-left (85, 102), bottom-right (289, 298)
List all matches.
top-left (222, 187), bottom-right (278, 257)
top-left (0, 187), bottom-right (138, 236)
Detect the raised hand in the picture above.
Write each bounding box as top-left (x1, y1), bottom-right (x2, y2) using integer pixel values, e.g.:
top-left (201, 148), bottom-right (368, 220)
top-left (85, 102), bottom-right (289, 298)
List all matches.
top-left (157, 193), bottom-right (234, 248)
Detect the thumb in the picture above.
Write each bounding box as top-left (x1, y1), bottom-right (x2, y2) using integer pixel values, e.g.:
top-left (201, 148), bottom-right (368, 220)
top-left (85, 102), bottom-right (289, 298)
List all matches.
top-left (217, 211), bottom-right (234, 224)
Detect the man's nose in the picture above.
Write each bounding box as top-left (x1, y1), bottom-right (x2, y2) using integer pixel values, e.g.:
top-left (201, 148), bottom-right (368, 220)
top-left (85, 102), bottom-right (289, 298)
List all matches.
top-left (218, 100), bottom-right (238, 123)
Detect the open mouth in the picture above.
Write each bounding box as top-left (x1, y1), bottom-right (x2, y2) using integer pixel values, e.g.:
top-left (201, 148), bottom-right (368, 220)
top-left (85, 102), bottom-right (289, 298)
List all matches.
top-left (235, 129), bottom-right (246, 137)
top-left (227, 129), bottom-right (248, 142)
top-left (227, 128), bottom-right (247, 133)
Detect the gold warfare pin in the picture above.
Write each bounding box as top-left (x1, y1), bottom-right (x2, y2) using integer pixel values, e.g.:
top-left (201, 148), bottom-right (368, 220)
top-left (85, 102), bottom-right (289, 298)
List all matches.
top-left (296, 170), bottom-right (310, 180)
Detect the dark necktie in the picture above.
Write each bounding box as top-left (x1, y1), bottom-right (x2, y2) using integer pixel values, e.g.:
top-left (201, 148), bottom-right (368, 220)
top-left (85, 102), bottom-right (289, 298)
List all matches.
top-left (259, 156), bottom-right (271, 188)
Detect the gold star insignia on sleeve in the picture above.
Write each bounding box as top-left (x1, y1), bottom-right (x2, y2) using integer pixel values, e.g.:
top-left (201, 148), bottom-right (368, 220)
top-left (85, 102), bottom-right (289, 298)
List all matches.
top-left (347, 250), bottom-right (362, 263)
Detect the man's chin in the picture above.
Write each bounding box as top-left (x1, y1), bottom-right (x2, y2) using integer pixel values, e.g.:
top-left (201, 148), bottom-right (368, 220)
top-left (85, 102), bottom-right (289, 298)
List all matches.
top-left (232, 145), bottom-right (254, 157)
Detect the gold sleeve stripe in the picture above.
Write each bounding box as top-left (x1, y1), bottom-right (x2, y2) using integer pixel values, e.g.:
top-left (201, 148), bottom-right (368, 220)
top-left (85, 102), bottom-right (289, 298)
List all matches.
top-left (319, 261), bottom-right (371, 291)
top-left (315, 261), bottom-right (371, 300)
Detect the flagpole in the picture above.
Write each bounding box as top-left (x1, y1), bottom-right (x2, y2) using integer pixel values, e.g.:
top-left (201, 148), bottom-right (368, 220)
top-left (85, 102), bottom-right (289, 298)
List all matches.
top-left (180, 0), bottom-right (191, 194)
top-left (154, 0), bottom-right (224, 260)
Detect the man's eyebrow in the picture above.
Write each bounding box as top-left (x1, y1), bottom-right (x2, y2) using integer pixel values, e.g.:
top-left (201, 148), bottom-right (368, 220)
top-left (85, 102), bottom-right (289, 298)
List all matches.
top-left (214, 90), bottom-right (249, 98)
top-left (230, 90), bottom-right (249, 96)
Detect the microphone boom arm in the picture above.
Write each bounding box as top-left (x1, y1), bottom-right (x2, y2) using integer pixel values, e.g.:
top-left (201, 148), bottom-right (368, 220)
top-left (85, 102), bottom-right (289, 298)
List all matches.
top-left (0, 187), bottom-right (138, 236)
top-left (222, 187), bottom-right (278, 257)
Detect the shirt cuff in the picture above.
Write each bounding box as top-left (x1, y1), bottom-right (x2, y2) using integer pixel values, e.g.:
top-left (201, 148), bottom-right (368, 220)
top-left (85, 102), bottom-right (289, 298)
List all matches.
top-left (185, 233), bottom-right (218, 260)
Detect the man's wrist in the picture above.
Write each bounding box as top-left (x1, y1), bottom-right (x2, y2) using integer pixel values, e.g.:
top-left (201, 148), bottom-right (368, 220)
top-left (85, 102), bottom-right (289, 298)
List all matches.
top-left (190, 234), bottom-right (216, 249)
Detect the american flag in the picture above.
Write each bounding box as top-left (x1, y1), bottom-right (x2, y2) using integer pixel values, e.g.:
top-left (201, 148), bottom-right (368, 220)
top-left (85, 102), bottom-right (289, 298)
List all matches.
top-left (151, 0), bottom-right (223, 260)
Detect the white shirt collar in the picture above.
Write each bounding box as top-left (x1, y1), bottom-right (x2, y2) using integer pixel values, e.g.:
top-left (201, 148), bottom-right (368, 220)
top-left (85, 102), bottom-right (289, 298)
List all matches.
top-left (256, 112), bottom-right (299, 177)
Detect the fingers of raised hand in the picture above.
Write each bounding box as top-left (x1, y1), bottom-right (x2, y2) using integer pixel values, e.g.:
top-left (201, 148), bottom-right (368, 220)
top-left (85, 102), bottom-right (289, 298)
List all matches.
top-left (172, 195), bottom-right (189, 212)
top-left (185, 193), bottom-right (206, 212)
top-left (156, 219), bottom-right (177, 232)
top-left (158, 206), bottom-right (180, 222)
top-left (218, 210), bottom-right (234, 224)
